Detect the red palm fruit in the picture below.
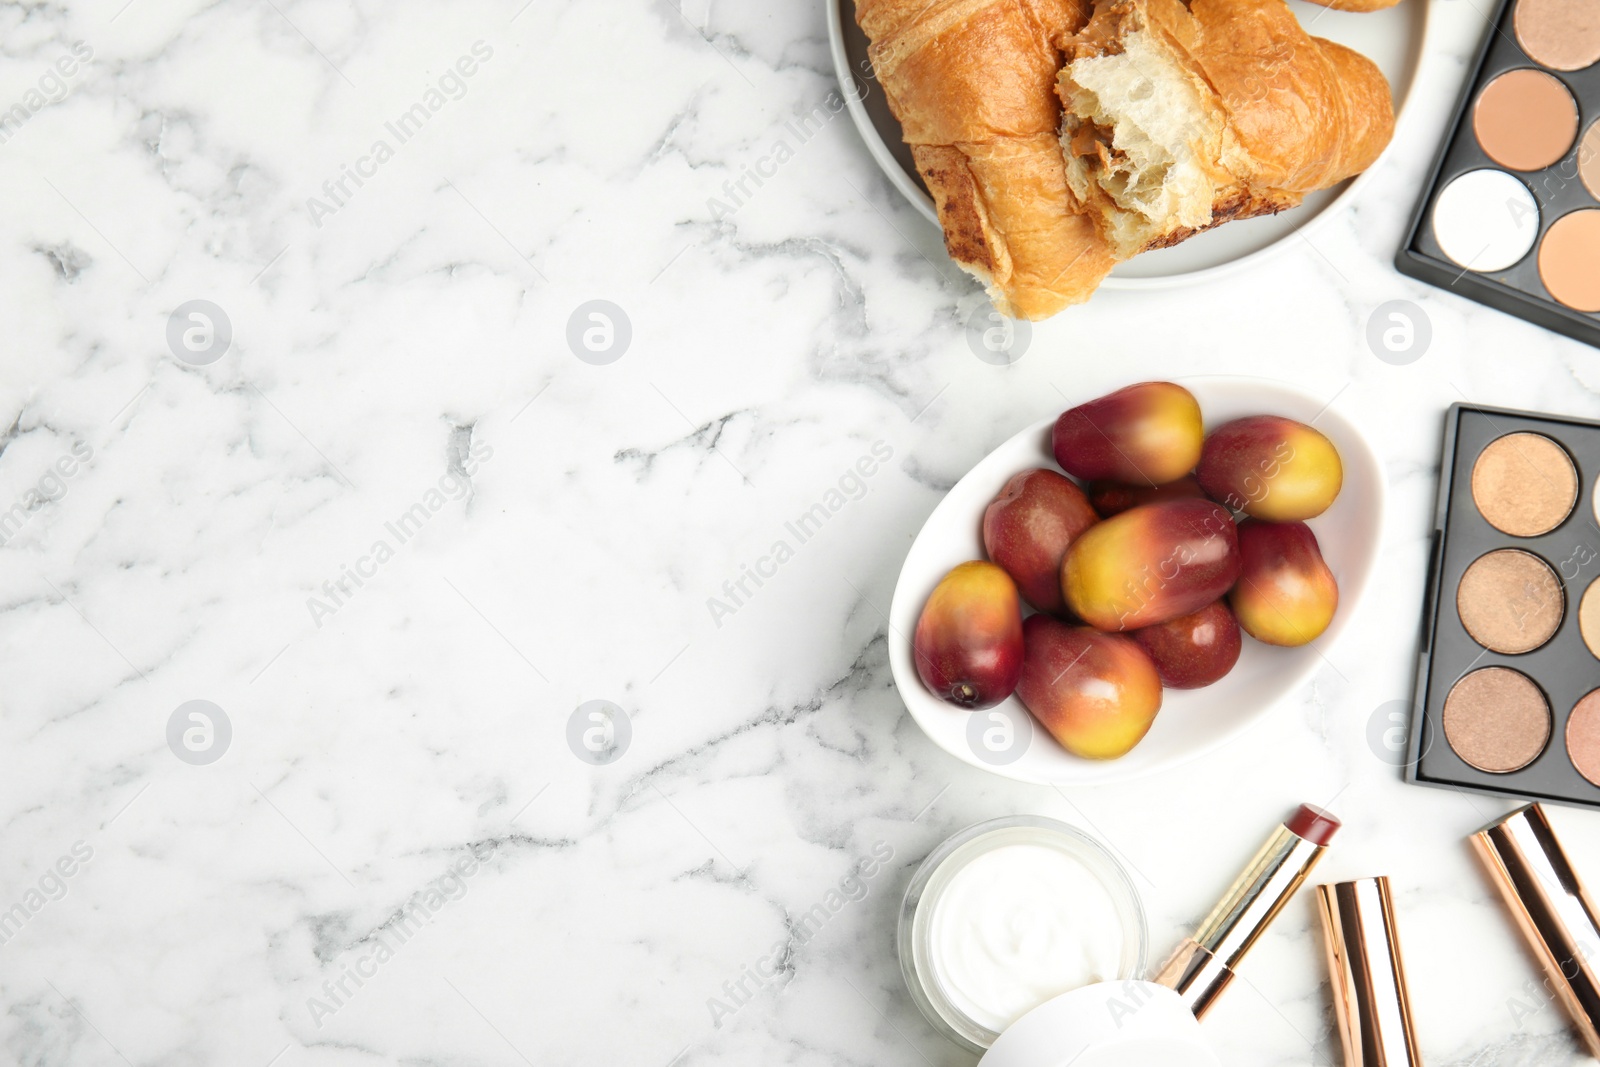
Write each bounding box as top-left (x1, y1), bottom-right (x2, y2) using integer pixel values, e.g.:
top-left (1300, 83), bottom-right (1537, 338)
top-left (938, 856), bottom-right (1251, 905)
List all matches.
top-left (1087, 475), bottom-right (1207, 518)
top-left (913, 561), bottom-right (1025, 709)
top-left (983, 469), bottom-right (1100, 614)
top-left (1132, 600), bottom-right (1242, 688)
top-left (1052, 382), bottom-right (1203, 485)
top-left (1060, 498), bottom-right (1241, 631)
top-left (1230, 520), bottom-right (1339, 646)
top-left (1197, 415), bottom-right (1343, 520)
top-left (1015, 615), bottom-right (1163, 760)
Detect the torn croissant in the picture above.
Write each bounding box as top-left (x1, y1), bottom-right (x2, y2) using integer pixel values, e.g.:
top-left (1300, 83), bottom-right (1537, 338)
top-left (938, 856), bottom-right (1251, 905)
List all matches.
top-left (1059, 0), bottom-right (1396, 258)
top-left (856, 0), bottom-right (1117, 320)
top-left (855, 0), bottom-right (1396, 319)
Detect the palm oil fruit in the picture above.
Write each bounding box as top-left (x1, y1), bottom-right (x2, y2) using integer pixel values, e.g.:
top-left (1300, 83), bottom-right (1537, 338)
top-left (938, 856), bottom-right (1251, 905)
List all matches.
top-left (1052, 381), bottom-right (1204, 486)
top-left (1133, 600), bottom-right (1242, 689)
top-left (1230, 520), bottom-right (1339, 646)
top-left (913, 561), bottom-right (1025, 709)
top-left (983, 469), bottom-right (1100, 614)
top-left (1197, 415), bottom-right (1343, 521)
top-left (1087, 475), bottom-right (1207, 518)
top-left (1015, 615), bottom-right (1163, 759)
top-left (1060, 499), bottom-right (1241, 631)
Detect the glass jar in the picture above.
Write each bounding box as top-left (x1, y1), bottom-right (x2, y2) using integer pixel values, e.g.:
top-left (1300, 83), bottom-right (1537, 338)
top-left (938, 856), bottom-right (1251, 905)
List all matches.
top-left (897, 814), bottom-right (1148, 1052)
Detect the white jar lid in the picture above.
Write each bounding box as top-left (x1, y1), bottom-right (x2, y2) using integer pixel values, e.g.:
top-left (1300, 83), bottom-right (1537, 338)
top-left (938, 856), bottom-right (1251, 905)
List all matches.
top-left (977, 981), bottom-right (1220, 1067)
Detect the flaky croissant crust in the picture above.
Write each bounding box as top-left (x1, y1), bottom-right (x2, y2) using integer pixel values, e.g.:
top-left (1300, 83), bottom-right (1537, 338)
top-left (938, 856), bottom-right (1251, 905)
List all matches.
top-left (855, 0), bottom-right (1396, 319)
top-left (857, 0), bottom-right (1116, 319)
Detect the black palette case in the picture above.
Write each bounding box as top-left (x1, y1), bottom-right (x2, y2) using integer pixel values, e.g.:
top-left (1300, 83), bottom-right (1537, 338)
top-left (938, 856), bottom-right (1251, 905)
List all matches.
top-left (1395, 0), bottom-right (1600, 349)
top-left (1409, 403), bottom-right (1600, 805)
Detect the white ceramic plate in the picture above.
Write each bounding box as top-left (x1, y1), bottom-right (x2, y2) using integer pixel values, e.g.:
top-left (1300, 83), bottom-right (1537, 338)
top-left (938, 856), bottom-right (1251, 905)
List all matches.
top-left (887, 378), bottom-right (1385, 785)
top-left (828, 0), bottom-right (1429, 289)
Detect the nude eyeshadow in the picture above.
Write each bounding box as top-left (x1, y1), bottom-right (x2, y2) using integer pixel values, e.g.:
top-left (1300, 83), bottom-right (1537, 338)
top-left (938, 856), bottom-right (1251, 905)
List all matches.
top-left (1581, 579), bottom-right (1600, 658)
top-left (1568, 690), bottom-right (1600, 785)
top-left (1473, 69), bottom-right (1578, 172)
top-left (1442, 667), bottom-right (1551, 773)
top-left (1539, 209), bottom-right (1600, 312)
top-left (1399, 0), bottom-right (1600, 347)
top-left (1515, 0), bottom-right (1600, 72)
top-left (1470, 432), bottom-right (1577, 536)
top-left (1581, 121), bottom-right (1600, 199)
top-left (1456, 549), bottom-right (1564, 654)
top-left (1408, 405), bottom-right (1600, 809)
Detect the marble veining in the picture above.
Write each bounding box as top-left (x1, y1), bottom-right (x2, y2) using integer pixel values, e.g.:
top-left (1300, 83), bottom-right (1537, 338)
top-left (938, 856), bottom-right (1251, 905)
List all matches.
top-left (4, 0), bottom-right (1600, 1064)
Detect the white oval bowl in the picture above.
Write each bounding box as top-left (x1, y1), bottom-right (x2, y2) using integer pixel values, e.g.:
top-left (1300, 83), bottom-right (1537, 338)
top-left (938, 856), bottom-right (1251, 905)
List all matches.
top-left (887, 377), bottom-right (1385, 785)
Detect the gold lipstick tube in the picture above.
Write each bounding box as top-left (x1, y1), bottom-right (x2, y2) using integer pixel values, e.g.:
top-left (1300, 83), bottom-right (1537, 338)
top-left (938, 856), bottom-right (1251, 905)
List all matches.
top-left (1470, 803), bottom-right (1600, 1059)
top-left (1155, 804), bottom-right (1338, 1018)
top-left (1316, 878), bottom-right (1423, 1066)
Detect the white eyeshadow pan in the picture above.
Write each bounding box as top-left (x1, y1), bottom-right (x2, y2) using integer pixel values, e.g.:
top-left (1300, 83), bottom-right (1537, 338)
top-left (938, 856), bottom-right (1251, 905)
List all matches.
top-left (1431, 169), bottom-right (1541, 271)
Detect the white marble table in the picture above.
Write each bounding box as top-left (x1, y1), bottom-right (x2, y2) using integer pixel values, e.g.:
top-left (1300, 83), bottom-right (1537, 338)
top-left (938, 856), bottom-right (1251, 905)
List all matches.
top-left (3, 0), bottom-right (1597, 1064)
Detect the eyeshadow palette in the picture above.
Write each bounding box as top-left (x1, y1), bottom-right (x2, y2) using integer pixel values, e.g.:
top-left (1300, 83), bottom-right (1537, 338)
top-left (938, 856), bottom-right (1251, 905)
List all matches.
top-left (1397, 0), bottom-right (1600, 347)
top-left (1409, 404), bottom-right (1600, 806)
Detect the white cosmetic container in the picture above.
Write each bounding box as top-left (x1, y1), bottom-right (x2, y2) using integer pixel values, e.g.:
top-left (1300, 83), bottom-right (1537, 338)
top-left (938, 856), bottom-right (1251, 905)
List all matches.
top-left (899, 815), bottom-right (1218, 1065)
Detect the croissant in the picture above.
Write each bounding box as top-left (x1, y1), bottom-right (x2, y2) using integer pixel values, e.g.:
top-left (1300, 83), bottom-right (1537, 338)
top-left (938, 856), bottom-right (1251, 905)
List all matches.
top-left (855, 0), bottom-right (1117, 320)
top-left (1059, 0), bottom-right (1396, 257)
top-left (855, 0), bottom-right (1395, 319)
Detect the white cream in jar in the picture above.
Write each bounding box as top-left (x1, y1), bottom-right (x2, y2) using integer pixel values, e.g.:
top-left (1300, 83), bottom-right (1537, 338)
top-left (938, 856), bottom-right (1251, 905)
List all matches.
top-left (899, 817), bottom-right (1146, 1051)
top-left (928, 842), bottom-right (1125, 1031)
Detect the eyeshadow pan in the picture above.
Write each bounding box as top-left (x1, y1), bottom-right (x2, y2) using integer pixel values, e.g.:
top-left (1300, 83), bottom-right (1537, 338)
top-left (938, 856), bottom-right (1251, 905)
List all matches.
top-left (1514, 0), bottom-right (1600, 72)
top-left (1474, 69), bottom-right (1579, 171)
top-left (1471, 431), bottom-right (1578, 536)
top-left (1456, 548), bottom-right (1564, 653)
top-left (1539, 209), bottom-right (1600, 312)
top-left (1442, 667), bottom-right (1551, 773)
top-left (1431, 169), bottom-right (1541, 271)
top-left (1581, 120), bottom-right (1600, 200)
top-left (1569, 690), bottom-right (1600, 786)
top-left (1583, 578), bottom-right (1600, 658)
